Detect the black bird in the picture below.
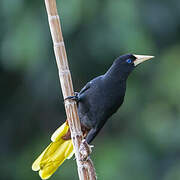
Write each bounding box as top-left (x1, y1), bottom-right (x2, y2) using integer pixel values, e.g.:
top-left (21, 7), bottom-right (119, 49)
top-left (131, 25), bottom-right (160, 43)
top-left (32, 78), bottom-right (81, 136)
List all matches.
top-left (32, 54), bottom-right (154, 179)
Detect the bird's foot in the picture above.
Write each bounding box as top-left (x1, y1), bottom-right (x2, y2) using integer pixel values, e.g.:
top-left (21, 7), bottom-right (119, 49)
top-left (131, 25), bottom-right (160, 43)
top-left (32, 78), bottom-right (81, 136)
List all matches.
top-left (64, 92), bottom-right (79, 102)
top-left (79, 139), bottom-right (94, 161)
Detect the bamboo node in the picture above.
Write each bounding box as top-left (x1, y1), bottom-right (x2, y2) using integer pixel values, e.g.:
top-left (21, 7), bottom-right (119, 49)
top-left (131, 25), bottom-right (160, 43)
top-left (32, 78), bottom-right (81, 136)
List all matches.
top-left (54, 41), bottom-right (65, 48)
top-left (59, 69), bottom-right (70, 76)
top-left (78, 161), bottom-right (86, 170)
top-left (71, 130), bottom-right (83, 137)
top-left (48, 14), bottom-right (59, 20)
top-left (64, 99), bottom-right (76, 106)
top-left (79, 139), bottom-right (92, 161)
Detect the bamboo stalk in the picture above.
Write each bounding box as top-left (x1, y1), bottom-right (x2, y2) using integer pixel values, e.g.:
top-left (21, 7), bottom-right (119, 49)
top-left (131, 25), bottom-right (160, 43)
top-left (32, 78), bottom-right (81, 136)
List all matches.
top-left (44, 0), bottom-right (96, 179)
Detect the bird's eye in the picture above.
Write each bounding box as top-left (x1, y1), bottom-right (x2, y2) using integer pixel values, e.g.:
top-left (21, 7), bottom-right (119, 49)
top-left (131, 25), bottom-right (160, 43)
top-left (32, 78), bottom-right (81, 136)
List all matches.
top-left (126, 59), bottom-right (132, 64)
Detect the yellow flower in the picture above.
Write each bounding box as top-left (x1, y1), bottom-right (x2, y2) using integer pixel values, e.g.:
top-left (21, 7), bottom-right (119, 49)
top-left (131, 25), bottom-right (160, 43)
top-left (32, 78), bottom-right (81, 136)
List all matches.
top-left (32, 122), bottom-right (74, 179)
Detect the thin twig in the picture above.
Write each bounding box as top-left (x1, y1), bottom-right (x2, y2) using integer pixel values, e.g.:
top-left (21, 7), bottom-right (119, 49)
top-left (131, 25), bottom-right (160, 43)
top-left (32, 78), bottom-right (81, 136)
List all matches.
top-left (44, 0), bottom-right (97, 179)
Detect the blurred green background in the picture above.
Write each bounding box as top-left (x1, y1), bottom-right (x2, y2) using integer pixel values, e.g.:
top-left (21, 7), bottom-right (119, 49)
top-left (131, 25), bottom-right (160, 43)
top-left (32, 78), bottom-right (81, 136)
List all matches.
top-left (1, 0), bottom-right (180, 179)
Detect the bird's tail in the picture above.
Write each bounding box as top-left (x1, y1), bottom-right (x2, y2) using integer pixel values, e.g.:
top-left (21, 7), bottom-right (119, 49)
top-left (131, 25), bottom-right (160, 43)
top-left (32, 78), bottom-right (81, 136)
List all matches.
top-left (32, 122), bottom-right (74, 179)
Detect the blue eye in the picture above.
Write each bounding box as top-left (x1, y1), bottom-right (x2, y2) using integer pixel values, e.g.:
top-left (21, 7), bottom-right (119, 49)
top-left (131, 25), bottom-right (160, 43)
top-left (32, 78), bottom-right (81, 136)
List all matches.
top-left (126, 59), bottom-right (132, 64)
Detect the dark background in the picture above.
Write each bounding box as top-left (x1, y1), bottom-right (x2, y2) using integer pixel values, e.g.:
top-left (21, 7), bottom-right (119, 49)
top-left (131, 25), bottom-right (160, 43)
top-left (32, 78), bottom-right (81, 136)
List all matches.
top-left (1, 0), bottom-right (180, 179)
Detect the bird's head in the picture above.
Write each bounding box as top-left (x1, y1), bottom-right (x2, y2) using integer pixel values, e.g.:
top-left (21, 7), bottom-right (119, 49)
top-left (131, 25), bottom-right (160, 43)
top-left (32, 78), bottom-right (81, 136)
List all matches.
top-left (115, 53), bottom-right (154, 68)
top-left (116, 53), bottom-right (154, 71)
top-left (110, 54), bottom-right (154, 80)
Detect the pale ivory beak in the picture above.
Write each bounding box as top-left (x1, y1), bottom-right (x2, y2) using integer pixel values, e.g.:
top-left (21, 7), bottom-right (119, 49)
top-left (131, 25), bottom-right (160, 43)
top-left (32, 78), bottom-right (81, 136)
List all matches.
top-left (133, 54), bottom-right (154, 66)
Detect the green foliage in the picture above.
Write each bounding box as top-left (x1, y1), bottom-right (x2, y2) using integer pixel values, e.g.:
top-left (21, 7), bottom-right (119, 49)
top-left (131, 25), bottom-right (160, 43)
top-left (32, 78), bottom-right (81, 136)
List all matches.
top-left (0, 0), bottom-right (180, 179)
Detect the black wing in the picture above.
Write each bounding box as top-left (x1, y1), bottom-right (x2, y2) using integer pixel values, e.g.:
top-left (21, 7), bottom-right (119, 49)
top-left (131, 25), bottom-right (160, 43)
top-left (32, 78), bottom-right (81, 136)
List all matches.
top-left (79, 82), bottom-right (91, 95)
